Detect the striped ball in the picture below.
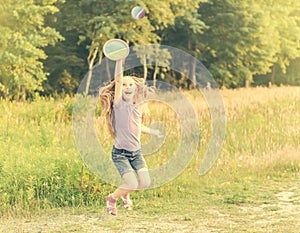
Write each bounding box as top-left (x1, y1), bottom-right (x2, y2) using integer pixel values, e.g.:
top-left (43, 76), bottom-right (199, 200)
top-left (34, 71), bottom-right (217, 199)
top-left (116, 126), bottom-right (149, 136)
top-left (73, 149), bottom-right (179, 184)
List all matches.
top-left (131, 6), bottom-right (145, 20)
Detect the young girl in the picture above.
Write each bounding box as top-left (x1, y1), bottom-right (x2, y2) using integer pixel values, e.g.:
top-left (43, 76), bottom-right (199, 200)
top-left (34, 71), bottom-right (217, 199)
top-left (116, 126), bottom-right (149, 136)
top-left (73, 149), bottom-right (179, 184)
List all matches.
top-left (100, 60), bottom-right (161, 216)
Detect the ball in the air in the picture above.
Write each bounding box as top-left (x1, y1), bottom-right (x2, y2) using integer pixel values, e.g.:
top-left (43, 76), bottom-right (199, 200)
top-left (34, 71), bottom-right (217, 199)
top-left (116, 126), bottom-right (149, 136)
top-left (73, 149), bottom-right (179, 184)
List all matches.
top-left (131, 6), bottom-right (145, 20)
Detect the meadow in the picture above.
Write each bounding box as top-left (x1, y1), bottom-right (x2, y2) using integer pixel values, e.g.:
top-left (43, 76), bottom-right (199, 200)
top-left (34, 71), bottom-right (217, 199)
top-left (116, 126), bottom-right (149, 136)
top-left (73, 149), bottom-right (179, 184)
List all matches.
top-left (0, 86), bottom-right (299, 232)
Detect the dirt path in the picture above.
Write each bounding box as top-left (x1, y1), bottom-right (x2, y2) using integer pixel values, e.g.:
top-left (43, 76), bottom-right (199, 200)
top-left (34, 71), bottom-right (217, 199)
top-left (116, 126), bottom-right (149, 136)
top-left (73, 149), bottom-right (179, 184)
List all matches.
top-left (237, 187), bottom-right (300, 232)
top-left (1, 183), bottom-right (300, 233)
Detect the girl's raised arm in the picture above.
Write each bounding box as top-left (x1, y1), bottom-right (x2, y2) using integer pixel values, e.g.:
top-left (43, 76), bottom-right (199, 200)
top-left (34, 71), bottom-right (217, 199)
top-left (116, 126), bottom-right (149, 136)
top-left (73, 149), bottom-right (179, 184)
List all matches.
top-left (114, 60), bottom-right (123, 104)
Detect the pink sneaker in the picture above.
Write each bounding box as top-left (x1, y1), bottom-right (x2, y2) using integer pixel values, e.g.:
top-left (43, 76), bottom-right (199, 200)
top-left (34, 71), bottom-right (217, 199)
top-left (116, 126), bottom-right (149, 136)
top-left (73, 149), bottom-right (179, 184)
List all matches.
top-left (121, 194), bottom-right (133, 210)
top-left (106, 194), bottom-right (117, 216)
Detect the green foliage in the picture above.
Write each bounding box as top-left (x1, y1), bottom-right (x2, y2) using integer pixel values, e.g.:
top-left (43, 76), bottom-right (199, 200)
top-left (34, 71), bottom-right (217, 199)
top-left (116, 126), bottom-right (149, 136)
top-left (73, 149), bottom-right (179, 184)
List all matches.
top-left (1, 0), bottom-right (300, 99)
top-left (0, 0), bottom-right (64, 100)
top-left (43, 0), bottom-right (87, 96)
top-left (164, 10), bottom-right (207, 52)
top-left (134, 45), bottom-right (172, 83)
top-left (254, 58), bottom-right (300, 86)
top-left (269, 0), bottom-right (300, 73)
top-left (198, 0), bottom-right (300, 87)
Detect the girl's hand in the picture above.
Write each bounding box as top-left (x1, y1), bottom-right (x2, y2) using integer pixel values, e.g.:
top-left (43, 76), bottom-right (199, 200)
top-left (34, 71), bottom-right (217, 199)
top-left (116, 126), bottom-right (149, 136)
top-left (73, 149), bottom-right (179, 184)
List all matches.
top-left (141, 125), bottom-right (164, 138)
top-left (151, 129), bottom-right (164, 138)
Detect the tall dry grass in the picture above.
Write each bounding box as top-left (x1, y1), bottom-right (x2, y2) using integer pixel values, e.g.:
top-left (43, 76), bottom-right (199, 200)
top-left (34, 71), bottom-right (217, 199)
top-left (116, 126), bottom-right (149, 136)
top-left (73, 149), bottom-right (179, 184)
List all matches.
top-left (0, 86), bottom-right (299, 216)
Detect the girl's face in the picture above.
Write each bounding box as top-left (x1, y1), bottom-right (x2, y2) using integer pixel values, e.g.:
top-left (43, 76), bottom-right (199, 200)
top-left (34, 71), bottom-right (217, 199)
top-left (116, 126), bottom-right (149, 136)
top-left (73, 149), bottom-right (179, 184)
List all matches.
top-left (122, 77), bottom-right (137, 103)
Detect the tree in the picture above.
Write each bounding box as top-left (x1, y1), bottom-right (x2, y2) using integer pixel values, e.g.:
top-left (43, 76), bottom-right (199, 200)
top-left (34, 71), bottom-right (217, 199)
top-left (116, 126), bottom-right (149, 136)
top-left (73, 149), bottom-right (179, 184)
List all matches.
top-left (0, 0), bottom-right (64, 100)
top-left (198, 0), bottom-right (282, 88)
top-left (62, 0), bottom-right (159, 95)
top-left (164, 9), bottom-right (207, 88)
top-left (126, 0), bottom-right (206, 87)
top-left (67, 0), bottom-right (203, 94)
top-left (268, 0), bottom-right (300, 84)
top-left (43, 0), bottom-right (87, 96)
top-left (134, 45), bottom-right (171, 86)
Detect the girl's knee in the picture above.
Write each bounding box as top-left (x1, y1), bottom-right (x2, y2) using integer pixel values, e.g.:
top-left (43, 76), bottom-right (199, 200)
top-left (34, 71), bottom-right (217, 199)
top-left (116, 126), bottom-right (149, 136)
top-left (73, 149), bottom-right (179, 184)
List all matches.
top-left (137, 168), bottom-right (151, 189)
top-left (122, 172), bottom-right (139, 190)
top-left (139, 176), bottom-right (151, 190)
top-left (127, 179), bottom-right (139, 190)
top-left (140, 180), bottom-right (150, 190)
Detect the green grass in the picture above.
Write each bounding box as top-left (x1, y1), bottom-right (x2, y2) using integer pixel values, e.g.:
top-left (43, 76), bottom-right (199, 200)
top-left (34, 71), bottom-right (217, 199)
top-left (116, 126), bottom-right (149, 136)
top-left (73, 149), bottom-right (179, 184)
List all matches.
top-left (0, 87), bottom-right (300, 232)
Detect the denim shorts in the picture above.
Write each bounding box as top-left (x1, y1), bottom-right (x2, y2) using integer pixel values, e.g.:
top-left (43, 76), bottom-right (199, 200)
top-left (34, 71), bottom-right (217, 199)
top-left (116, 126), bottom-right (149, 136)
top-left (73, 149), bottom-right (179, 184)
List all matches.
top-left (112, 146), bottom-right (148, 177)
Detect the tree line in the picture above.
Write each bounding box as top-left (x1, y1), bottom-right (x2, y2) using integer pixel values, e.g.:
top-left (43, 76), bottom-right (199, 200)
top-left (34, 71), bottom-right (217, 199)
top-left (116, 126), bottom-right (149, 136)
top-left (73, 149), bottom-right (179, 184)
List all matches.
top-left (0, 0), bottom-right (300, 100)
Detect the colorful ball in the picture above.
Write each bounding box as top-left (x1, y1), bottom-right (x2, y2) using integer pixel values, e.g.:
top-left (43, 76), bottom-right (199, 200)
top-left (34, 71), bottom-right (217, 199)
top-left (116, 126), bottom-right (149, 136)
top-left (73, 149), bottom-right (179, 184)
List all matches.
top-left (131, 6), bottom-right (145, 20)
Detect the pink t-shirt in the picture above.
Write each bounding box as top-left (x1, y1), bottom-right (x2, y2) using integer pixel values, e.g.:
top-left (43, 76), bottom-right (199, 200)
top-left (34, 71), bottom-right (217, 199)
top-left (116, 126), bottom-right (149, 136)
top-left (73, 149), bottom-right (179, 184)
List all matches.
top-left (112, 98), bottom-right (142, 151)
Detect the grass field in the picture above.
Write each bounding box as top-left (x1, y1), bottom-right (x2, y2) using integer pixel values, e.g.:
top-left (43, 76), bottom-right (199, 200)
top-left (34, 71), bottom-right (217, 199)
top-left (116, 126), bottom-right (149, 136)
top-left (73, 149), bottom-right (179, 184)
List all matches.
top-left (0, 86), bottom-right (299, 232)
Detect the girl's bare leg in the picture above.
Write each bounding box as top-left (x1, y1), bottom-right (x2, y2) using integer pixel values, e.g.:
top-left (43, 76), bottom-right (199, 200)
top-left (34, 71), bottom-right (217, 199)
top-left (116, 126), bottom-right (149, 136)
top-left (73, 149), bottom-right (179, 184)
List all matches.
top-left (107, 169), bottom-right (150, 214)
top-left (137, 168), bottom-right (151, 190)
top-left (112, 172), bottom-right (138, 199)
top-left (106, 172), bottom-right (138, 215)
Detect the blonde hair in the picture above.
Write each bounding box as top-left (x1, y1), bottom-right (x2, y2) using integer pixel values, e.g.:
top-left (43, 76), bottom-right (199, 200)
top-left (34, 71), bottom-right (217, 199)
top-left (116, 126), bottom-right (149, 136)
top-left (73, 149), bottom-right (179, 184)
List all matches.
top-left (99, 76), bottom-right (153, 138)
